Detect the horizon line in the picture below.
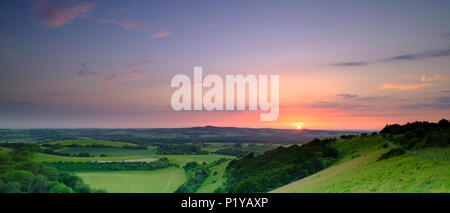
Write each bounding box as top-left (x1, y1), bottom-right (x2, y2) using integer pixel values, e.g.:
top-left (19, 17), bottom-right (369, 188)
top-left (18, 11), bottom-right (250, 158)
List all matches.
top-left (0, 125), bottom-right (377, 132)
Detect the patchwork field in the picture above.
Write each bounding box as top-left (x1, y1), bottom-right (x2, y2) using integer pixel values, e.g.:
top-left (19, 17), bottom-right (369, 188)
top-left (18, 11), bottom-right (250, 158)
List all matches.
top-left (20, 140), bottom-right (236, 193)
top-left (32, 152), bottom-right (233, 166)
top-left (57, 147), bottom-right (157, 156)
top-left (76, 167), bottom-right (186, 193)
top-left (43, 139), bottom-right (139, 147)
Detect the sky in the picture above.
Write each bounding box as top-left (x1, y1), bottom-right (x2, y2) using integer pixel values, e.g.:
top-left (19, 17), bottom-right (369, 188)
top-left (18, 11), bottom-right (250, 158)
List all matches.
top-left (0, 0), bottom-right (449, 130)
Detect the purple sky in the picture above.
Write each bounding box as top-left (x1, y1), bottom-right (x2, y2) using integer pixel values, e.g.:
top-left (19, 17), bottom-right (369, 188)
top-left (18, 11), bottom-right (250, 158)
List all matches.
top-left (0, 0), bottom-right (449, 129)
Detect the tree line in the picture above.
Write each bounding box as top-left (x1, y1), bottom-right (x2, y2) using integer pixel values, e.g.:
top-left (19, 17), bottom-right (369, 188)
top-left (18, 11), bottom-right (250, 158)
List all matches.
top-left (0, 143), bottom-right (104, 193)
top-left (219, 138), bottom-right (339, 193)
top-left (45, 158), bottom-right (173, 172)
top-left (156, 144), bottom-right (209, 155)
top-left (377, 118), bottom-right (449, 161)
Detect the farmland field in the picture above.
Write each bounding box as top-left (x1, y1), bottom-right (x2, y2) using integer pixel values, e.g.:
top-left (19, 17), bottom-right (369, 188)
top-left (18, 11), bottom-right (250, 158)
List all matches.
top-left (76, 167), bottom-right (186, 193)
top-left (43, 139), bottom-right (138, 147)
top-left (31, 152), bottom-right (233, 166)
top-left (56, 147), bottom-right (157, 156)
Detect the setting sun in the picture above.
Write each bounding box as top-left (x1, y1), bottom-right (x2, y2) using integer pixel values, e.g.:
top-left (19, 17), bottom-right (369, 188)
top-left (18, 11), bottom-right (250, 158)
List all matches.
top-left (292, 122), bottom-right (303, 130)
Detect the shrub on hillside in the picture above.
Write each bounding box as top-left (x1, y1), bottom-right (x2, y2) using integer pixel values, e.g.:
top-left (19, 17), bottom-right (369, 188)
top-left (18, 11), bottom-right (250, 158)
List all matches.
top-left (378, 148), bottom-right (405, 161)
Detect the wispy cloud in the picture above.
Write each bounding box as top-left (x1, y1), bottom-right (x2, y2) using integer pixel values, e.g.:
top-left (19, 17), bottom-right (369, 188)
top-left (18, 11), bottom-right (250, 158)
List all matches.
top-left (381, 48), bottom-right (450, 62)
top-left (105, 57), bottom-right (161, 85)
top-left (420, 74), bottom-right (443, 82)
top-left (336, 93), bottom-right (390, 101)
top-left (336, 93), bottom-right (358, 99)
top-left (98, 18), bottom-right (151, 31)
top-left (379, 74), bottom-right (444, 91)
top-left (37, 1), bottom-right (95, 28)
top-left (309, 101), bottom-right (367, 110)
top-left (332, 62), bottom-right (368, 67)
top-left (401, 96), bottom-right (450, 110)
top-left (356, 95), bottom-right (390, 102)
top-left (333, 47), bottom-right (450, 67)
top-left (77, 62), bottom-right (97, 76)
top-left (152, 30), bottom-right (171, 38)
top-left (379, 83), bottom-right (432, 90)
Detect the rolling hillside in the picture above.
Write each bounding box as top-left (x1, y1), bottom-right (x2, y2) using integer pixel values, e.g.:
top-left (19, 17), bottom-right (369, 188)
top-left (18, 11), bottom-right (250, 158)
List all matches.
top-left (272, 135), bottom-right (450, 193)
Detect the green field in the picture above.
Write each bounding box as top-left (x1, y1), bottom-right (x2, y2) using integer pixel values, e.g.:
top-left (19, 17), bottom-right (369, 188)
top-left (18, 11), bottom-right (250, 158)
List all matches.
top-left (32, 151), bottom-right (233, 166)
top-left (56, 146), bottom-right (157, 156)
top-left (76, 167), bottom-right (186, 193)
top-left (271, 135), bottom-right (450, 193)
top-left (0, 147), bottom-right (12, 158)
top-left (25, 142), bottom-right (236, 193)
top-left (196, 160), bottom-right (230, 193)
top-left (242, 144), bottom-right (281, 154)
top-left (43, 139), bottom-right (138, 147)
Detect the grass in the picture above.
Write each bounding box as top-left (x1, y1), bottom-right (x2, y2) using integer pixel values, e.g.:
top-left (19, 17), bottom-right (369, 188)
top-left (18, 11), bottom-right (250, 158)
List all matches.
top-left (271, 136), bottom-right (450, 193)
top-left (26, 146), bottom-right (234, 193)
top-left (159, 154), bottom-right (233, 167)
top-left (242, 144), bottom-right (281, 154)
top-left (76, 167), bottom-right (186, 193)
top-left (196, 160), bottom-right (230, 193)
top-left (32, 153), bottom-right (157, 162)
top-left (0, 147), bottom-right (12, 157)
top-left (202, 147), bottom-right (223, 152)
top-left (56, 146), bottom-right (157, 156)
top-left (43, 139), bottom-right (138, 148)
top-left (405, 147), bottom-right (450, 161)
top-left (32, 152), bottom-right (234, 166)
top-left (203, 143), bottom-right (280, 155)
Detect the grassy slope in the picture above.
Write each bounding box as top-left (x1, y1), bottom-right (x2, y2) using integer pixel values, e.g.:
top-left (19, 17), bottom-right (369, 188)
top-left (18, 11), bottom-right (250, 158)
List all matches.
top-left (0, 147), bottom-right (12, 157)
top-left (76, 167), bottom-right (186, 193)
top-left (272, 135), bottom-right (450, 193)
top-left (196, 161), bottom-right (230, 193)
top-left (43, 139), bottom-right (138, 147)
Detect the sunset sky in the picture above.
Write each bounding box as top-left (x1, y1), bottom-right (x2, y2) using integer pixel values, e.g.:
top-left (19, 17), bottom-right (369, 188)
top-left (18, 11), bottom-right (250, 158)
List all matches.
top-left (0, 0), bottom-right (449, 130)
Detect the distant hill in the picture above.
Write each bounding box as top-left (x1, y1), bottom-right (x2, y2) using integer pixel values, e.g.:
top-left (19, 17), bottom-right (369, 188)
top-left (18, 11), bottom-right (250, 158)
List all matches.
top-left (0, 127), bottom-right (364, 144)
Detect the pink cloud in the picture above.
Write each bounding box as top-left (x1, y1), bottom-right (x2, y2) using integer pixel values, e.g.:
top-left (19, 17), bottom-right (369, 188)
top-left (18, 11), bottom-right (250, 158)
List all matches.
top-left (379, 74), bottom-right (446, 90)
top-left (105, 57), bottom-right (161, 85)
top-left (98, 19), bottom-right (150, 31)
top-left (152, 30), bottom-right (171, 38)
top-left (379, 83), bottom-right (432, 90)
top-left (38, 1), bottom-right (95, 28)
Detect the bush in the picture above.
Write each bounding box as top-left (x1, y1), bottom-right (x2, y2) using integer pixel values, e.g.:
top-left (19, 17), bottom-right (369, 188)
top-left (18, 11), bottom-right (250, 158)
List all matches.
top-left (378, 148), bottom-right (405, 161)
top-left (49, 182), bottom-right (73, 193)
top-left (0, 145), bottom-right (98, 193)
